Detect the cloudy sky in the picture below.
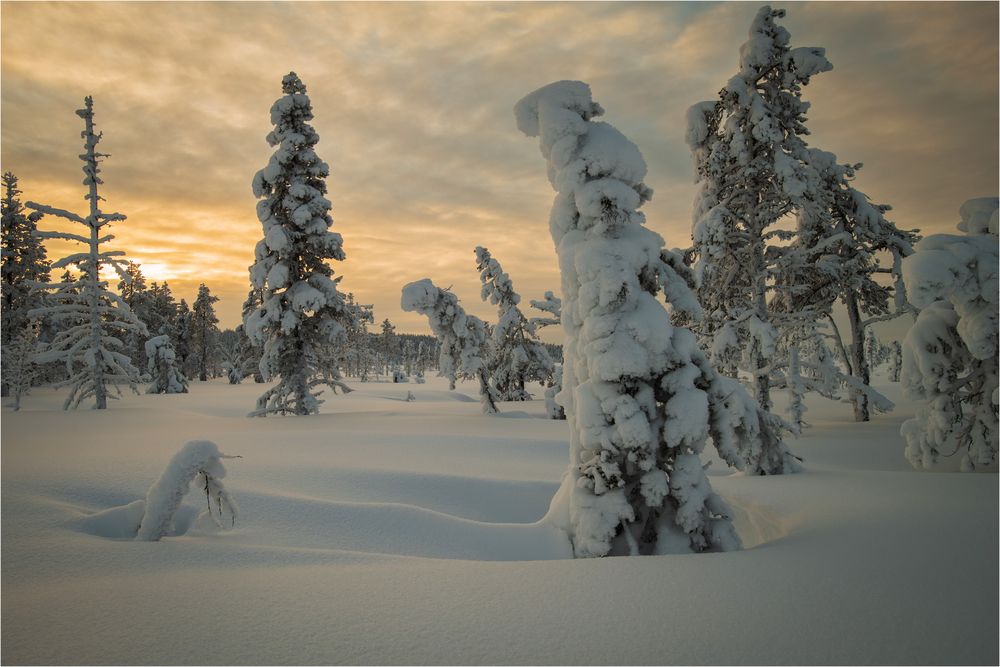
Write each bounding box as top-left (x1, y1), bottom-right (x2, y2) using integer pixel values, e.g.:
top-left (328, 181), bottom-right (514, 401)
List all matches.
top-left (2, 1), bottom-right (997, 337)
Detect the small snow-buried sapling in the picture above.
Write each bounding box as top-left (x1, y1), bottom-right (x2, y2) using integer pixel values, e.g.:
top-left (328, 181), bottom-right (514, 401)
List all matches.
top-left (135, 440), bottom-right (240, 541)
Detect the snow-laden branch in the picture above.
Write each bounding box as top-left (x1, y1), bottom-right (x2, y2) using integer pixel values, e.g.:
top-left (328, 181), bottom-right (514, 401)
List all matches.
top-left (136, 441), bottom-right (239, 541)
top-left (24, 202), bottom-right (86, 224)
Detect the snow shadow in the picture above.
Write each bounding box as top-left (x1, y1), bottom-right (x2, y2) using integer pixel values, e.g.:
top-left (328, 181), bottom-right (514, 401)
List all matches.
top-left (72, 500), bottom-right (210, 540)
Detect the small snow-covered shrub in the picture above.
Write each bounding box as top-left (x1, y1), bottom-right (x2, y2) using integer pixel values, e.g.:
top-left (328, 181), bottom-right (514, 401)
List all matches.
top-left (136, 440), bottom-right (239, 541)
top-left (145, 334), bottom-right (188, 394)
top-left (2, 322), bottom-right (40, 411)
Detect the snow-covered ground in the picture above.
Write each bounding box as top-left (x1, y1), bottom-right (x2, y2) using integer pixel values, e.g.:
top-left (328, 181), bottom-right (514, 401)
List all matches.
top-left (2, 375), bottom-right (996, 665)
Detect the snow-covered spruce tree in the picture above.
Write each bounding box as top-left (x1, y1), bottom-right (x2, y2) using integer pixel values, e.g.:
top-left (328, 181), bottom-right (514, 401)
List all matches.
top-left (116, 261), bottom-right (150, 370)
top-left (174, 299), bottom-right (194, 376)
top-left (190, 284), bottom-right (219, 381)
top-left (145, 334), bottom-right (188, 394)
top-left (530, 290), bottom-right (565, 419)
top-left (474, 246), bottom-right (554, 400)
top-left (2, 322), bottom-right (40, 411)
top-left (245, 72), bottom-right (358, 416)
top-left (401, 279), bottom-right (498, 414)
top-left (220, 325), bottom-right (260, 385)
top-left (765, 154), bottom-right (893, 430)
top-left (239, 288), bottom-right (265, 383)
top-left (808, 151), bottom-right (916, 421)
top-left (380, 318), bottom-right (398, 377)
top-left (26, 97), bottom-right (147, 410)
top-left (515, 81), bottom-right (797, 558)
top-left (1, 172), bottom-right (50, 396)
top-left (136, 440), bottom-right (238, 541)
top-left (900, 197), bottom-right (998, 472)
top-left (341, 293), bottom-right (374, 381)
top-left (145, 282), bottom-right (179, 341)
top-left (686, 6), bottom-right (832, 412)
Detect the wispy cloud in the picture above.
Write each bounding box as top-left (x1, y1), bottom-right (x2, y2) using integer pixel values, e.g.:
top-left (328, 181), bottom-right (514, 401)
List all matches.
top-left (3, 1), bottom-right (996, 334)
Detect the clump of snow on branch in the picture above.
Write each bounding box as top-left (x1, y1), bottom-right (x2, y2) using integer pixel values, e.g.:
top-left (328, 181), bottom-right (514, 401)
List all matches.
top-left (900, 198), bottom-right (998, 472)
top-left (401, 278), bottom-right (498, 414)
top-left (245, 72), bottom-right (358, 416)
top-left (516, 80), bottom-right (797, 558)
top-left (136, 440), bottom-right (239, 541)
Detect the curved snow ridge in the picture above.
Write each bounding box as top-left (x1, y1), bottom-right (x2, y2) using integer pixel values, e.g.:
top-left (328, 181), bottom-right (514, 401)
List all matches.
top-left (249, 468), bottom-right (558, 523)
top-left (229, 489), bottom-right (574, 561)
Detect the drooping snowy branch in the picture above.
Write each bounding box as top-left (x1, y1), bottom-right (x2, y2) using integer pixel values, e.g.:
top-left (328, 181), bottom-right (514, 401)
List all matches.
top-left (136, 440), bottom-right (239, 541)
top-left (401, 278), bottom-right (498, 414)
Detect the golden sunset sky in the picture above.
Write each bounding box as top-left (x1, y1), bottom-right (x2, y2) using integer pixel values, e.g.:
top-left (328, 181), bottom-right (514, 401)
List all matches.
top-left (2, 2), bottom-right (997, 336)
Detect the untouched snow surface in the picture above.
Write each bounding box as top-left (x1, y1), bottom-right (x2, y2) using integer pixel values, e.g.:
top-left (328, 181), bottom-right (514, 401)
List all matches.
top-left (2, 375), bottom-right (997, 664)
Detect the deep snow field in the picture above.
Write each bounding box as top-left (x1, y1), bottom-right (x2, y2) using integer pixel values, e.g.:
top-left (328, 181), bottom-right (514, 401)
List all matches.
top-left (2, 374), bottom-right (997, 665)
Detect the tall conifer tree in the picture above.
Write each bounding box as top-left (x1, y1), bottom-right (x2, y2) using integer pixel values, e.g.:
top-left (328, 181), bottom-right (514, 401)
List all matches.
top-left (245, 72), bottom-right (358, 416)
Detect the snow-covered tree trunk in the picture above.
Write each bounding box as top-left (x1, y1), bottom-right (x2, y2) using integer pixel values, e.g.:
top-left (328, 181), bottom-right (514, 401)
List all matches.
top-left (401, 279), bottom-right (498, 415)
top-left (845, 293), bottom-right (871, 422)
top-left (516, 81), bottom-right (797, 558)
top-left (26, 97), bottom-right (146, 410)
top-left (888, 341), bottom-right (902, 382)
top-left (136, 440), bottom-right (238, 541)
top-left (245, 72), bottom-right (359, 417)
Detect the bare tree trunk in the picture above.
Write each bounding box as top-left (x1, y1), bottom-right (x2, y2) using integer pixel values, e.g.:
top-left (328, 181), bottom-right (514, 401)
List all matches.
top-left (751, 229), bottom-right (771, 411)
top-left (83, 107), bottom-right (107, 410)
top-left (845, 292), bottom-right (870, 422)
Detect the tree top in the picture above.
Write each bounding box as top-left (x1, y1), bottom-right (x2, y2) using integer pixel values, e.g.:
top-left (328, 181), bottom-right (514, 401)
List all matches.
top-left (282, 72), bottom-right (307, 95)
